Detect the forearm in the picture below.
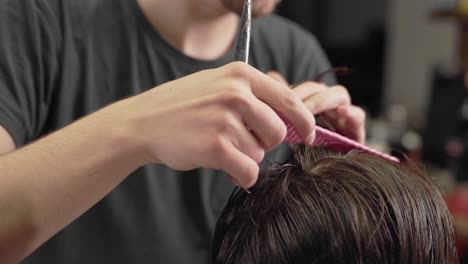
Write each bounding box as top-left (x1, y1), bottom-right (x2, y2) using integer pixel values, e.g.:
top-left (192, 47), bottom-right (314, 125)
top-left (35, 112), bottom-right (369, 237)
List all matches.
top-left (0, 99), bottom-right (145, 263)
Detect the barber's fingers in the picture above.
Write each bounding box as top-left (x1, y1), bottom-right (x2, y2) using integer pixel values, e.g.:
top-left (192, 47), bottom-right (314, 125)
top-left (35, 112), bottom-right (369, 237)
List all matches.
top-left (291, 81), bottom-right (328, 101)
top-left (227, 113), bottom-right (266, 163)
top-left (216, 142), bottom-right (259, 188)
top-left (302, 85), bottom-right (351, 115)
top-left (321, 105), bottom-right (366, 143)
top-left (237, 94), bottom-right (288, 151)
top-left (266, 71), bottom-right (365, 143)
top-left (228, 63), bottom-right (315, 144)
top-left (336, 105), bottom-right (366, 143)
top-left (268, 72), bottom-right (331, 101)
top-left (266, 71), bottom-right (288, 85)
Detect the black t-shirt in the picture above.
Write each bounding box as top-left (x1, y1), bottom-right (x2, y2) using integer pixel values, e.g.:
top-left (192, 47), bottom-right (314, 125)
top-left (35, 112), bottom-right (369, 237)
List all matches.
top-left (0, 0), bottom-right (335, 263)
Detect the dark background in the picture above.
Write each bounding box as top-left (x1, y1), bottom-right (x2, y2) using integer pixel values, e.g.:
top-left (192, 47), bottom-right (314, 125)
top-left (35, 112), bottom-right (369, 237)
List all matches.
top-left (277, 0), bottom-right (387, 117)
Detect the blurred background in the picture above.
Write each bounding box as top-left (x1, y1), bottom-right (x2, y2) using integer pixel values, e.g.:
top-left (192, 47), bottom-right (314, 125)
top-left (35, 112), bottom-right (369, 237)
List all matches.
top-left (276, 0), bottom-right (468, 261)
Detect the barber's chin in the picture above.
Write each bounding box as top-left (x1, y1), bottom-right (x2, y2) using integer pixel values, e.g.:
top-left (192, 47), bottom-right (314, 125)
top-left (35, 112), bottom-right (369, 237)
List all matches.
top-left (221, 0), bottom-right (279, 18)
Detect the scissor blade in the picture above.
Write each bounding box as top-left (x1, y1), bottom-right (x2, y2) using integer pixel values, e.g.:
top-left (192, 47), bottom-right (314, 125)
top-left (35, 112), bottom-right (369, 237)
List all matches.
top-left (234, 0), bottom-right (252, 63)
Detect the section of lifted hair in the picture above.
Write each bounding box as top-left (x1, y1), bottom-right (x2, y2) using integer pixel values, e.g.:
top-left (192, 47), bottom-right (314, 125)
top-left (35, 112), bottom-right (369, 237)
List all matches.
top-left (212, 144), bottom-right (457, 264)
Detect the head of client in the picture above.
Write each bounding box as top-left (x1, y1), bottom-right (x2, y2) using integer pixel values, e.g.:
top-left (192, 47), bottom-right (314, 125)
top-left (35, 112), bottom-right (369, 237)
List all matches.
top-left (212, 145), bottom-right (457, 264)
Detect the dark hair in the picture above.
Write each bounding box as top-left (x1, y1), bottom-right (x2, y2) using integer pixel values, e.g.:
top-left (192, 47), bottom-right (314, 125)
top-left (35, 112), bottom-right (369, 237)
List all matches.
top-left (212, 145), bottom-right (457, 264)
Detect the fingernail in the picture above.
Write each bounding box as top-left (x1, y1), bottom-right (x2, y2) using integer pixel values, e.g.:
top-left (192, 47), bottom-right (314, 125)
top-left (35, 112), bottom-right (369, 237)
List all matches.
top-left (306, 130), bottom-right (316, 145)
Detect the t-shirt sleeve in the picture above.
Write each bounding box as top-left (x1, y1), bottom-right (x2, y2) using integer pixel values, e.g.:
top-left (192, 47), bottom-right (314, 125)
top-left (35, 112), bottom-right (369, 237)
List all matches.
top-left (0, 0), bottom-right (61, 147)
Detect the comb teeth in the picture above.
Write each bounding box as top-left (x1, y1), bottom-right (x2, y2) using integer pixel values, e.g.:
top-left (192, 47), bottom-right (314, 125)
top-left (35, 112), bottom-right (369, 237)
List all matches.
top-left (281, 114), bottom-right (400, 163)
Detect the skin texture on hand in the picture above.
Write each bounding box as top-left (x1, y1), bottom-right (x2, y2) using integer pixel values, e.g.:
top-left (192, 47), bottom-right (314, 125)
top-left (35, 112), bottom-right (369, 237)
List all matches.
top-left (129, 62), bottom-right (316, 188)
top-left (267, 71), bottom-right (366, 144)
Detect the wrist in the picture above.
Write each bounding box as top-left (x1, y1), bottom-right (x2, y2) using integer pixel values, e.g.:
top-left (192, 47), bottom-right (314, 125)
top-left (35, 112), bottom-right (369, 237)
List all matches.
top-left (105, 97), bottom-right (158, 167)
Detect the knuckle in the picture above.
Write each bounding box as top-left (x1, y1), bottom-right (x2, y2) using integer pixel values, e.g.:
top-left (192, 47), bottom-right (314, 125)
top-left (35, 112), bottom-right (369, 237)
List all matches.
top-left (334, 84), bottom-right (348, 92)
top-left (276, 123), bottom-right (288, 142)
top-left (305, 81), bottom-right (327, 90)
top-left (219, 86), bottom-right (251, 109)
top-left (218, 85), bottom-right (242, 100)
top-left (266, 124), bottom-right (287, 150)
top-left (267, 71), bottom-right (288, 85)
top-left (217, 114), bottom-right (237, 135)
top-left (214, 108), bottom-right (233, 122)
top-left (334, 85), bottom-right (351, 102)
top-left (209, 136), bottom-right (229, 157)
top-left (303, 115), bottom-right (316, 137)
top-left (357, 107), bottom-right (367, 120)
top-left (226, 61), bottom-right (250, 79)
top-left (241, 162), bottom-right (259, 187)
top-left (283, 89), bottom-right (301, 108)
top-left (251, 148), bottom-right (265, 164)
top-left (283, 90), bottom-right (307, 117)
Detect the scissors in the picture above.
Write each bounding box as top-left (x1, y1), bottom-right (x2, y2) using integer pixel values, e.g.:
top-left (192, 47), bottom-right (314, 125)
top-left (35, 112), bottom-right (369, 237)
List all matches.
top-left (234, 0), bottom-right (252, 64)
top-left (232, 0), bottom-right (252, 194)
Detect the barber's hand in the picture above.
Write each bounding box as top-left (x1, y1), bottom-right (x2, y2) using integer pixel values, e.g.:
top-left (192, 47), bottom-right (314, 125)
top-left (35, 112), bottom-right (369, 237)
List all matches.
top-left (125, 62), bottom-right (316, 187)
top-left (268, 72), bottom-right (366, 143)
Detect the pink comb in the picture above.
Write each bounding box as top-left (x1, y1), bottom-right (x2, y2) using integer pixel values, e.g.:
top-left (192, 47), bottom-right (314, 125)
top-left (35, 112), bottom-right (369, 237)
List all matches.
top-left (280, 114), bottom-right (400, 163)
